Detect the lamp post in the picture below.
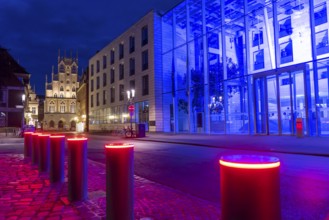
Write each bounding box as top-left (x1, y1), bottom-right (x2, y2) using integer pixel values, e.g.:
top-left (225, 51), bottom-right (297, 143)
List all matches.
top-left (22, 94), bottom-right (26, 132)
top-left (126, 89), bottom-right (135, 137)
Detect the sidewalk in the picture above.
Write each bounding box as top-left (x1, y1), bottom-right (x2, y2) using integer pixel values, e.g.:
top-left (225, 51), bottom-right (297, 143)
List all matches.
top-left (135, 133), bottom-right (329, 157)
top-left (0, 137), bottom-right (23, 144)
top-left (0, 154), bottom-right (220, 219)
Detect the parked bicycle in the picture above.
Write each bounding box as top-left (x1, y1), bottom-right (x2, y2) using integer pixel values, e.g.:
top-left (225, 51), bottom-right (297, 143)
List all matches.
top-left (123, 126), bottom-right (135, 138)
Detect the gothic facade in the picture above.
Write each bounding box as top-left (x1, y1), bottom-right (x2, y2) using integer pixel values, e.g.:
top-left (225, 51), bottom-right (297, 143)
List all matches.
top-left (43, 53), bottom-right (79, 130)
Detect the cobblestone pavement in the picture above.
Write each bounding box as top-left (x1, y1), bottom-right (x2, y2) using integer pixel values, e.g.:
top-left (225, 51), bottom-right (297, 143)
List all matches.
top-left (0, 154), bottom-right (220, 219)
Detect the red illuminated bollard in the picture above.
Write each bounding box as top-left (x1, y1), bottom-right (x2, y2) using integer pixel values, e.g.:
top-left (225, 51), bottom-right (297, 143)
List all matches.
top-left (67, 138), bottom-right (88, 202)
top-left (38, 134), bottom-right (50, 172)
top-left (24, 132), bottom-right (33, 158)
top-left (50, 135), bottom-right (65, 183)
top-left (220, 155), bottom-right (281, 220)
top-left (105, 143), bottom-right (134, 220)
top-left (31, 133), bottom-right (40, 165)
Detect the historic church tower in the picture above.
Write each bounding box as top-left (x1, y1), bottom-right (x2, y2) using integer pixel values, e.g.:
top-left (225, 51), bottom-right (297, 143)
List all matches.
top-left (43, 50), bottom-right (79, 130)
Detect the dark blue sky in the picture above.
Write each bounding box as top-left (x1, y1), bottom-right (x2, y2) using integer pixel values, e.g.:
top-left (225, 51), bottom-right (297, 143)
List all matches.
top-left (0, 0), bottom-right (181, 95)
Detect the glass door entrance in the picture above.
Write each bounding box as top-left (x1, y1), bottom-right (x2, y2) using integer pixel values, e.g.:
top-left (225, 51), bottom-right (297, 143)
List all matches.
top-left (253, 66), bottom-right (307, 135)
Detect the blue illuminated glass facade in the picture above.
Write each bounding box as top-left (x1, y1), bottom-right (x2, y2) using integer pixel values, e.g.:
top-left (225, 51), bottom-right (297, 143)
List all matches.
top-left (161, 0), bottom-right (329, 136)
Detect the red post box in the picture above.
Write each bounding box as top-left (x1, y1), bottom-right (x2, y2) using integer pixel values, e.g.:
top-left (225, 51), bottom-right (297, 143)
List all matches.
top-left (220, 155), bottom-right (281, 220)
top-left (105, 143), bottom-right (134, 220)
top-left (296, 118), bottom-right (303, 138)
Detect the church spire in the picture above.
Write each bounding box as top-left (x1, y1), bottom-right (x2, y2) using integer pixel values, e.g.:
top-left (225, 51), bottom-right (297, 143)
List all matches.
top-left (58, 48), bottom-right (61, 63)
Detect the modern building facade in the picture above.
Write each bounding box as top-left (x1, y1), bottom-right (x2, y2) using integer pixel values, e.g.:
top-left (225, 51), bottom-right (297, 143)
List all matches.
top-left (161, 0), bottom-right (329, 136)
top-left (43, 53), bottom-right (79, 130)
top-left (89, 11), bottom-right (163, 132)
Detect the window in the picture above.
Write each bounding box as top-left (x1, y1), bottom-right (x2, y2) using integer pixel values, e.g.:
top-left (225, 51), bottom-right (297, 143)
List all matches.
top-left (119, 84), bottom-right (124, 101)
top-left (129, 36), bottom-right (135, 53)
top-left (0, 90), bottom-right (4, 103)
top-left (110, 68), bottom-right (115, 84)
top-left (32, 107), bottom-right (36, 114)
top-left (103, 90), bottom-right (107, 105)
top-left (59, 65), bottom-right (65, 73)
top-left (142, 50), bottom-right (148, 71)
top-left (316, 30), bottom-right (329, 55)
top-left (96, 76), bottom-right (100, 89)
top-left (91, 95), bottom-right (94, 107)
top-left (252, 30), bottom-right (263, 47)
top-left (253, 49), bottom-right (264, 70)
top-left (66, 80), bottom-right (70, 85)
top-left (91, 79), bottom-right (94, 92)
top-left (60, 86), bottom-right (64, 91)
top-left (60, 94), bottom-right (63, 98)
top-left (142, 75), bottom-right (149, 96)
top-left (91, 64), bottom-right (94, 76)
top-left (280, 40), bottom-right (293, 64)
top-left (130, 80), bottom-right (135, 90)
top-left (129, 58), bottom-right (135, 75)
top-left (72, 66), bottom-right (77, 73)
top-left (49, 105), bottom-right (55, 113)
top-left (96, 60), bottom-right (100, 73)
top-left (72, 94), bottom-right (76, 98)
top-left (141, 25), bottom-right (148, 46)
top-left (279, 17), bottom-right (292, 38)
top-left (54, 93), bottom-right (57, 98)
top-left (119, 64), bottom-right (124, 80)
top-left (110, 88), bottom-right (115, 103)
top-left (60, 102), bottom-right (65, 113)
top-left (103, 55), bottom-right (107, 69)
top-left (119, 43), bottom-right (124, 59)
top-left (110, 50), bottom-right (115, 64)
top-left (103, 73), bottom-right (107, 86)
top-left (315, 2), bottom-right (327, 26)
top-left (70, 102), bottom-right (75, 113)
top-left (96, 93), bottom-right (99, 106)
top-left (72, 87), bottom-right (76, 92)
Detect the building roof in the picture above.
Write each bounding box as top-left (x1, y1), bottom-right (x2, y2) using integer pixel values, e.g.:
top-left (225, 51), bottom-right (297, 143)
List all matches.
top-left (0, 47), bottom-right (30, 87)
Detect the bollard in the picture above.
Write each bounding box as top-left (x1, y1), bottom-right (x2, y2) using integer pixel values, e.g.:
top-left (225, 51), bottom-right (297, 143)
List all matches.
top-left (38, 134), bottom-right (50, 172)
top-left (49, 135), bottom-right (65, 183)
top-left (67, 138), bottom-right (88, 202)
top-left (31, 133), bottom-right (40, 165)
top-left (220, 155), bottom-right (281, 220)
top-left (24, 132), bottom-right (33, 158)
top-left (105, 143), bottom-right (134, 220)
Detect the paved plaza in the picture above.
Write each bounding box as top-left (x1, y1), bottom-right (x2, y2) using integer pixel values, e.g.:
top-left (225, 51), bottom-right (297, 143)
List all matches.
top-left (1, 133), bottom-right (329, 219)
top-left (0, 153), bottom-right (219, 219)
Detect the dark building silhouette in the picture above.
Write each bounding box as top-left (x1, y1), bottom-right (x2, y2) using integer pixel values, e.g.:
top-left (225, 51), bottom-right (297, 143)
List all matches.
top-left (0, 47), bottom-right (30, 128)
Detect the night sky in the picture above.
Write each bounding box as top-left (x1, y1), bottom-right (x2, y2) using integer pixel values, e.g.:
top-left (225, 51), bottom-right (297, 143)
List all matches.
top-left (0, 0), bottom-right (181, 95)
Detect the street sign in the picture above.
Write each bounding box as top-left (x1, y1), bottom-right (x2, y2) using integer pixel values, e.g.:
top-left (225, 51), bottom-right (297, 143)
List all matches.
top-left (128, 105), bottom-right (134, 112)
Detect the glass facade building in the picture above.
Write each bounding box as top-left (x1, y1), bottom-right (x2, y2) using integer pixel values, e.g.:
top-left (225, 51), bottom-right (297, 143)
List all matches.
top-left (161, 0), bottom-right (329, 136)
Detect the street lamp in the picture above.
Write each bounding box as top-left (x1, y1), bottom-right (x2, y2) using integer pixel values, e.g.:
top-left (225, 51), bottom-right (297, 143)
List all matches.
top-left (21, 94), bottom-right (26, 135)
top-left (126, 89), bottom-right (135, 137)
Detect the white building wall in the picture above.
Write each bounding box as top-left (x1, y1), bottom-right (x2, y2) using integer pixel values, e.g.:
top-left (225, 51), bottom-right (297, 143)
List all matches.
top-left (89, 10), bottom-right (163, 132)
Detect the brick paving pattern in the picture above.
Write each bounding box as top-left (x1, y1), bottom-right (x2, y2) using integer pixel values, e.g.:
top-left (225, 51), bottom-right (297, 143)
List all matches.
top-left (0, 154), bottom-right (220, 219)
